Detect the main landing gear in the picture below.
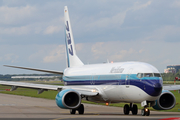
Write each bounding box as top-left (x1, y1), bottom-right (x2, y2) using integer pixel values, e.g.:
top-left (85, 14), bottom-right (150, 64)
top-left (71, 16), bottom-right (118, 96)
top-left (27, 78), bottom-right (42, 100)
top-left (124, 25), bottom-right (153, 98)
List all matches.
top-left (123, 103), bottom-right (138, 115)
top-left (70, 104), bottom-right (84, 114)
top-left (123, 103), bottom-right (150, 116)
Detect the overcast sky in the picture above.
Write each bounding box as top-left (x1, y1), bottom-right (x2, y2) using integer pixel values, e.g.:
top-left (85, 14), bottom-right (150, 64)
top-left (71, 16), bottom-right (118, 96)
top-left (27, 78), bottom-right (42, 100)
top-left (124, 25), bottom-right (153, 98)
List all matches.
top-left (0, 0), bottom-right (180, 74)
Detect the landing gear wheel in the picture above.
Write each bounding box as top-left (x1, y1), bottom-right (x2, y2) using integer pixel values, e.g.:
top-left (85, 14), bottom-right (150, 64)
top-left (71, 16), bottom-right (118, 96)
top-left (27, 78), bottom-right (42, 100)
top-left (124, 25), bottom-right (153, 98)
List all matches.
top-left (132, 104), bottom-right (138, 115)
top-left (141, 109), bottom-right (145, 116)
top-left (124, 104), bottom-right (130, 115)
top-left (146, 109), bottom-right (150, 116)
top-left (141, 108), bottom-right (150, 116)
top-left (70, 109), bottom-right (76, 114)
top-left (78, 104), bottom-right (84, 114)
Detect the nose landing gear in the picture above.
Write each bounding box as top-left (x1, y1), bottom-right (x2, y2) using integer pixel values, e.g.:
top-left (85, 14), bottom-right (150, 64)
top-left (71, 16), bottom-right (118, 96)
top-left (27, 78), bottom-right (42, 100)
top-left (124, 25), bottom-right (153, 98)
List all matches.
top-left (141, 107), bottom-right (150, 116)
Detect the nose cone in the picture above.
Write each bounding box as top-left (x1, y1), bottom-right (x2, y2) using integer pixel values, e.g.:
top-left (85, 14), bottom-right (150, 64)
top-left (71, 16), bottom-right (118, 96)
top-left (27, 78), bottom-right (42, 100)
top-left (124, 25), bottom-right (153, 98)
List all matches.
top-left (143, 80), bottom-right (163, 96)
top-left (154, 83), bottom-right (162, 96)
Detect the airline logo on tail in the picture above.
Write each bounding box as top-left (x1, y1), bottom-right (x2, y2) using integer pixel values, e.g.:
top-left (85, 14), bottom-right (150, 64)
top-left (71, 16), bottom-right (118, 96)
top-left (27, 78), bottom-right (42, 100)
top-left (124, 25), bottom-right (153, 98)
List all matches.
top-left (66, 21), bottom-right (73, 56)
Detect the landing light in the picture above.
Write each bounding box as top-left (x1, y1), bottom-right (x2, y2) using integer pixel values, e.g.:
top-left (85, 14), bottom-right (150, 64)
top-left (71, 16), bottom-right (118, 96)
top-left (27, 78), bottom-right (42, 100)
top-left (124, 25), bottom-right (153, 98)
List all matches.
top-left (145, 108), bottom-right (148, 112)
top-left (91, 89), bottom-right (97, 92)
top-left (106, 103), bottom-right (109, 106)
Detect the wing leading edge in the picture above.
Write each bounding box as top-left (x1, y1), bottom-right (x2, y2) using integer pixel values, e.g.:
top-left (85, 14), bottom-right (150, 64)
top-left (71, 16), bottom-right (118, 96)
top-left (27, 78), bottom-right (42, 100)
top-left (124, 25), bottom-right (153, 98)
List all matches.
top-left (0, 80), bottom-right (99, 96)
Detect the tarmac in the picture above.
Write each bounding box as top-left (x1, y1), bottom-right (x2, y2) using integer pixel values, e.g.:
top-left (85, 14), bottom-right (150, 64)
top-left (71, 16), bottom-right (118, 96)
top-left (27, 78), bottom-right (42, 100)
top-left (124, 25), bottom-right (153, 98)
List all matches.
top-left (0, 93), bottom-right (179, 120)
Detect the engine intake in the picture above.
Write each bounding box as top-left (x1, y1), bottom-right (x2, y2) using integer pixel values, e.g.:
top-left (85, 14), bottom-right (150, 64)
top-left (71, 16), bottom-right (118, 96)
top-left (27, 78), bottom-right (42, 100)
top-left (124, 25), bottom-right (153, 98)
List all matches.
top-left (153, 90), bottom-right (176, 110)
top-left (56, 89), bottom-right (81, 109)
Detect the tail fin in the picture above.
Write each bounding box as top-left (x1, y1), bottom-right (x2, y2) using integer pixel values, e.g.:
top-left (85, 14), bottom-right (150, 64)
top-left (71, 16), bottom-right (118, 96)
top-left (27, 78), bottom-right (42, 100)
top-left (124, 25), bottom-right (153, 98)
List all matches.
top-left (64, 6), bottom-right (84, 68)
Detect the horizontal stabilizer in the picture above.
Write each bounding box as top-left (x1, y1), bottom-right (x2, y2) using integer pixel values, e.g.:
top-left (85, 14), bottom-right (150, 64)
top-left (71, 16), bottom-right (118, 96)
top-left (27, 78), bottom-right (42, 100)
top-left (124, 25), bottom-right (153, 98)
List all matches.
top-left (4, 65), bottom-right (63, 75)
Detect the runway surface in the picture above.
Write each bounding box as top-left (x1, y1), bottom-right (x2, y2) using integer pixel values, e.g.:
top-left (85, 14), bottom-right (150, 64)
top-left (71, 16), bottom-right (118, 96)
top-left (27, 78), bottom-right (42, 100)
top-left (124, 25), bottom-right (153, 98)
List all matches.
top-left (0, 93), bottom-right (179, 120)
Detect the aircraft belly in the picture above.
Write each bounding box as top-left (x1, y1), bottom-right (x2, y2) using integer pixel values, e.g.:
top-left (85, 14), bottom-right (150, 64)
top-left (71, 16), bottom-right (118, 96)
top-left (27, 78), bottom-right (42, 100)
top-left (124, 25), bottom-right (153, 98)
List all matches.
top-left (102, 85), bottom-right (124, 102)
top-left (67, 85), bottom-right (159, 103)
top-left (98, 85), bottom-right (158, 103)
top-left (122, 85), bottom-right (158, 102)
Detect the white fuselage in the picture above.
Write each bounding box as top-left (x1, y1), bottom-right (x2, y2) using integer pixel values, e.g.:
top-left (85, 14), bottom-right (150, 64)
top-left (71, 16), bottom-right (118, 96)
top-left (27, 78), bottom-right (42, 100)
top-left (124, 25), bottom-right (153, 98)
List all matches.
top-left (63, 61), bottom-right (163, 103)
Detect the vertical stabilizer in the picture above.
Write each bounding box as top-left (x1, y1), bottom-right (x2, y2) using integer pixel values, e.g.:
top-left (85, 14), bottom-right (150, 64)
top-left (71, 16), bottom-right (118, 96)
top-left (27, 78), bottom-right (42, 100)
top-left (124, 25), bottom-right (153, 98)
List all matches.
top-left (64, 6), bottom-right (84, 68)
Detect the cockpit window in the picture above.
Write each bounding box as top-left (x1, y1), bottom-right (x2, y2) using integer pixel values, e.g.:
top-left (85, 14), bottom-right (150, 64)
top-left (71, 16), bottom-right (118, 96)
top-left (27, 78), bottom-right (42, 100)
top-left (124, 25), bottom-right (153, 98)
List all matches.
top-left (144, 73), bottom-right (153, 77)
top-left (137, 73), bottom-right (144, 78)
top-left (137, 73), bottom-right (161, 78)
top-left (154, 73), bottom-right (161, 77)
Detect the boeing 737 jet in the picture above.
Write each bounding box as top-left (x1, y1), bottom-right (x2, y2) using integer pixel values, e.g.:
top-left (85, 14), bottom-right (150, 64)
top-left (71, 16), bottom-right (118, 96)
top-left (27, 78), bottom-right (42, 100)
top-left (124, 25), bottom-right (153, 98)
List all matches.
top-left (1, 6), bottom-right (180, 116)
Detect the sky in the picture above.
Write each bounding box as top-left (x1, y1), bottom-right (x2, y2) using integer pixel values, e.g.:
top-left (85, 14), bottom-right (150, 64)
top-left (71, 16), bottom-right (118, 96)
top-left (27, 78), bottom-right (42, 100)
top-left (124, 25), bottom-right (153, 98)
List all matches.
top-left (0, 0), bottom-right (180, 74)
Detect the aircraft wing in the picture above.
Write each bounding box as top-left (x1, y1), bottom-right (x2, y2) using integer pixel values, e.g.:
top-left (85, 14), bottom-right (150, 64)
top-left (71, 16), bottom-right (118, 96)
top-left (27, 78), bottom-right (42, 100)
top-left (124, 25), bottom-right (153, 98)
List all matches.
top-left (2, 65), bottom-right (98, 96)
top-left (0, 81), bottom-right (99, 96)
top-left (163, 85), bottom-right (180, 91)
top-left (4, 65), bottom-right (63, 75)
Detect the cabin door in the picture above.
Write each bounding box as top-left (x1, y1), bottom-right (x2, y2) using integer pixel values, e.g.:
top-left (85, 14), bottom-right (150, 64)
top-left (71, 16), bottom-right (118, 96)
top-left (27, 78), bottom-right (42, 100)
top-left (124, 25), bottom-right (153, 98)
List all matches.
top-left (126, 68), bottom-right (133, 85)
top-left (91, 74), bottom-right (98, 85)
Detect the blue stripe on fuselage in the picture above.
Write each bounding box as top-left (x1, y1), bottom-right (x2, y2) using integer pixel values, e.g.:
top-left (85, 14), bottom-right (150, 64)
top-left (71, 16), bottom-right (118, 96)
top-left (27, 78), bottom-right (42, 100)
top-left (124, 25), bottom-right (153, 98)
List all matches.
top-left (63, 74), bottom-right (163, 97)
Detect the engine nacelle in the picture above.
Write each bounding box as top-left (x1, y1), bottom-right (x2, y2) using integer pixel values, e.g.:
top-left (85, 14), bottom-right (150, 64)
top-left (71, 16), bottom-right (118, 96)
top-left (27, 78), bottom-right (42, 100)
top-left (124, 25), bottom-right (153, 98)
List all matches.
top-left (55, 89), bottom-right (81, 109)
top-left (153, 90), bottom-right (176, 110)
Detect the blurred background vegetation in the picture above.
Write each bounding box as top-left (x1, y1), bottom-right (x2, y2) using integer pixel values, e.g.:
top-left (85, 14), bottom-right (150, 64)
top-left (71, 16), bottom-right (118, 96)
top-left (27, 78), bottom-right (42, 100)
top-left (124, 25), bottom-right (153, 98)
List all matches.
top-left (162, 70), bottom-right (180, 81)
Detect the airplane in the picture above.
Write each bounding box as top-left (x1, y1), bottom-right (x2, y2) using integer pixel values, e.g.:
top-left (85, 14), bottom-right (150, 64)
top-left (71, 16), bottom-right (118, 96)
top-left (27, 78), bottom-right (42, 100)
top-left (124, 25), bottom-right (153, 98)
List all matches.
top-left (1, 6), bottom-right (180, 116)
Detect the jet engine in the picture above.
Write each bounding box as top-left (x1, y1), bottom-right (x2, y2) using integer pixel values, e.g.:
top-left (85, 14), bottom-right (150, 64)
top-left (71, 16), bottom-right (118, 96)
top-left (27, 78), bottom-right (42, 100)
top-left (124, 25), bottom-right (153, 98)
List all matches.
top-left (55, 89), bottom-right (81, 109)
top-left (153, 90), bottom-right (176, 110)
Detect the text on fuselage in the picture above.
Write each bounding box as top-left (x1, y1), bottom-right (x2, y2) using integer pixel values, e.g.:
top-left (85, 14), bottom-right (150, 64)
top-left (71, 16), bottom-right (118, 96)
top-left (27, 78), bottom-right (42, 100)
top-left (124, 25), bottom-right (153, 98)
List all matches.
top-left (66, 21), bottom-right (73, 56)
top-left (110, 66), bottom-right (124, 73)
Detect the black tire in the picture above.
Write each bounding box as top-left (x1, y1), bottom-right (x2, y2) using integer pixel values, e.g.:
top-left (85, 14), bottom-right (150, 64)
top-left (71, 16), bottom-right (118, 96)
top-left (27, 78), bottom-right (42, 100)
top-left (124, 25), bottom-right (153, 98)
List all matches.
top-left (124, 104), bottom-right (130, 115)
top-left (78, 104), bottom-right (84, 114)
top-left (132, 104), bottom-right (138, 115)
top-left (146, 109), bottom-right (150, 116)
top-left (70, 109), bottom-right (76, 114)
top-left (141, 109), bottom-right (145, 116)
